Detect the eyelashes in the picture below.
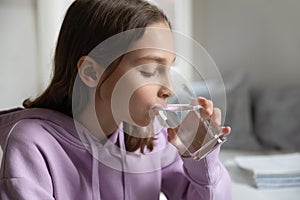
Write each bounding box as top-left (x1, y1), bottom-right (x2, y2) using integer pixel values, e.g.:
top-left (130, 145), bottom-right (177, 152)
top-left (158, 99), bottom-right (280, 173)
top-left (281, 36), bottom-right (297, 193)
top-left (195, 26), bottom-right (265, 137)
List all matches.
top-left (139, 70), bottom-right (158, 78)
top-left (138, 64), bottom-right (167, 78)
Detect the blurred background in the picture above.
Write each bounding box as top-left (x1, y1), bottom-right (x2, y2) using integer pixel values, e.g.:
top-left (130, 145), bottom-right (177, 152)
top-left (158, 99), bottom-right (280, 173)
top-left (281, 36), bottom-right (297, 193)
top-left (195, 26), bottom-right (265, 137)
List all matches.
top-left (1, 0), bottom-right (300, 108)
top-left (1, 0), bottom-right (300, 151)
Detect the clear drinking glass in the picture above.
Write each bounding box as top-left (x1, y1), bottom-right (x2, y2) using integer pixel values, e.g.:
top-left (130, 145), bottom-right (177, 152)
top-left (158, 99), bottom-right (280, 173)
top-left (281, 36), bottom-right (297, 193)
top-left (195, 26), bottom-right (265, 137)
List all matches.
top-left (153, 84), bottom-right (227, 160)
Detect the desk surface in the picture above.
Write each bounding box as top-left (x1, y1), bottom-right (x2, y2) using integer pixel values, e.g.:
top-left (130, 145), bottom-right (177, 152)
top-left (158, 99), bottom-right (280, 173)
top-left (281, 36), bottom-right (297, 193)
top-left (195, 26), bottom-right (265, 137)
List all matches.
top-left (220, 150), bottom-right (300, 200)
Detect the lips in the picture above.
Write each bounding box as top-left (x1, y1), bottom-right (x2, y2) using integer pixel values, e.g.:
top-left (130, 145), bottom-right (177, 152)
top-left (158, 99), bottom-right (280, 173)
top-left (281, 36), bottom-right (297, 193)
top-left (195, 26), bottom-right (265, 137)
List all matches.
top-left (149, 105), bottom-right (163, 117)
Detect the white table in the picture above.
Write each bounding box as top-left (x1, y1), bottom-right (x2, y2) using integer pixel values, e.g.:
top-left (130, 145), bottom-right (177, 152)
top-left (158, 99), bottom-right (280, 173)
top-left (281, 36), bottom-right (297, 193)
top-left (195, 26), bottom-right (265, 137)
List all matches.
top-left (220, 150), bottom-right (300, 200)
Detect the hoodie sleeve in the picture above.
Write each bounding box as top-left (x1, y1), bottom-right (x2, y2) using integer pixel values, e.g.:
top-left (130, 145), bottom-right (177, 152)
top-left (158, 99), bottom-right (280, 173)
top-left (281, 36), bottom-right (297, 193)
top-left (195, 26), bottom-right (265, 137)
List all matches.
top-left (161, 145), bottom-right (232, 200)
top-left (0, 121), bottom-right (54, 200)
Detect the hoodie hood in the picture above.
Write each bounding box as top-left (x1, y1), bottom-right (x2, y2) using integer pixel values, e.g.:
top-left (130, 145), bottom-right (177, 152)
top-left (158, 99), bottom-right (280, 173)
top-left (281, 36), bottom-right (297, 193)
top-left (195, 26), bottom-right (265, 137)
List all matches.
top-left (0, 108), bottom-right (82, 150)
top-left (0, 108), bottom-right (23, 146)
top-left (0, 107), bottom-right (107, 200)
top-left (0, 107), bottom-right (189, 200)
top-left (0, 107), bottom-right (175, 172)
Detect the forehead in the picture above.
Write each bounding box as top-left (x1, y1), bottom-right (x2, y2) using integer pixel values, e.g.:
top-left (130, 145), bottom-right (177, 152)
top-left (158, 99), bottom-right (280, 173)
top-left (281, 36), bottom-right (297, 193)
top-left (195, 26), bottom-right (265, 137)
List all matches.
top-left (128, 23), bottom-right (175, 56)
top-left (124, 49), bottom-right (175, 66)
top-left (125, 22), bottom-right (175, 65)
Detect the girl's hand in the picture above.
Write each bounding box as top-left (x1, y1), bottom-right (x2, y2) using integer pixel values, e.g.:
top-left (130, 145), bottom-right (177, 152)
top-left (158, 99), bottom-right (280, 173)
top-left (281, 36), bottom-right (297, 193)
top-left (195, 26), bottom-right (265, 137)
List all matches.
top-left (167, 97), bottom-right (231, 158)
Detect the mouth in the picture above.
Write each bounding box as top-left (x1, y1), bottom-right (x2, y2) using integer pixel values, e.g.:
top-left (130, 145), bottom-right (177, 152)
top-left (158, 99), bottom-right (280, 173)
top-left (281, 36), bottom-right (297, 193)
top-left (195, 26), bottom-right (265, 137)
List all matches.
top-left (149, 105), bottom-right (178, 128)
top-left (149, 104), bottom-right (164, 117)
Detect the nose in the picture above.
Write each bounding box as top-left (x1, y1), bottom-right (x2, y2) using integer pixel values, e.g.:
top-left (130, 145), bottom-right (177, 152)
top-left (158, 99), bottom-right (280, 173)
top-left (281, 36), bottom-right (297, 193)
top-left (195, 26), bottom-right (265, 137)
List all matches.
top-left (158, 70), bottom-right (173, 99)
top-left (158, 85), bottom-right (173, 99)
top-left (158, 71), bottom-right (174, 100)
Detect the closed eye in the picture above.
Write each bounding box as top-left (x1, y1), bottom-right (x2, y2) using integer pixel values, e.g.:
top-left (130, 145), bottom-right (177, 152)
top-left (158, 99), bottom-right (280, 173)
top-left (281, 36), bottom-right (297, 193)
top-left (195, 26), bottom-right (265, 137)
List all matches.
top-left (139, 70), bottom-right (158, 78)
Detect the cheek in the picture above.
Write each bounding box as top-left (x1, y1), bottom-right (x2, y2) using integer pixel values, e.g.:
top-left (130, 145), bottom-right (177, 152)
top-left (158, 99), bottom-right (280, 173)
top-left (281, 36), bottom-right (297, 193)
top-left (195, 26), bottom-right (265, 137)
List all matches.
top-left (130, 86), bottom-right (156, 108)
top-left (129, 86), bottom-right (157, 125)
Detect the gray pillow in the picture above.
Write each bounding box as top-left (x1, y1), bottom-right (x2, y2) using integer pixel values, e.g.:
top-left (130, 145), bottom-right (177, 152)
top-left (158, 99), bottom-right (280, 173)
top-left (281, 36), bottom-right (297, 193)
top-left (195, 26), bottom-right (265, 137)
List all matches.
top-left (221, 75), bottom-right (261, 150)
top-left (253, 85), bottom-right (300, 151)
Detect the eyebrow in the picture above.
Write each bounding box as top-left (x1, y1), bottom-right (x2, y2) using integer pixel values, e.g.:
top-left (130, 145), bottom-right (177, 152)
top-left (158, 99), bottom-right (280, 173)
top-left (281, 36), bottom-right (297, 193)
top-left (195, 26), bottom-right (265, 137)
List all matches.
top-left (135, 55), bottom-right (176, 65)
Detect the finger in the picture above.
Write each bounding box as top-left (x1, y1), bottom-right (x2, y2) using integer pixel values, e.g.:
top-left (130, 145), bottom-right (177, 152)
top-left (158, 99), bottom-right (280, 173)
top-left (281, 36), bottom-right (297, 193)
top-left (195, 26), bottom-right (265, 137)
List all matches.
top-left (167, 128), bottom-right (176, 142)
top-left (167, 128), bottom-right (188, 155)
top-left (211, 107), bottom-right (221, 126)
top-left (221, 126), bottom-right (231, 136)
top-left (196, 97), bottom-right (213, 117)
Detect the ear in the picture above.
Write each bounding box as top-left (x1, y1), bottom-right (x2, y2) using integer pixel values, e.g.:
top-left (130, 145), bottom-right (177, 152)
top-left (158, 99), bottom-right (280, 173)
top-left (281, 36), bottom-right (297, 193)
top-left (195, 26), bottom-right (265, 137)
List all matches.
top-left (77, 56), bottom-right (103, 88)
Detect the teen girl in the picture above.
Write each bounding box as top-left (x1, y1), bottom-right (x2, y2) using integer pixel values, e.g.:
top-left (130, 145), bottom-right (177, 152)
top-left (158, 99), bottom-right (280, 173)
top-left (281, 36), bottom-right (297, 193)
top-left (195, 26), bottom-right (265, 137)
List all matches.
top-left (0, 0), bottom-right (231, 199)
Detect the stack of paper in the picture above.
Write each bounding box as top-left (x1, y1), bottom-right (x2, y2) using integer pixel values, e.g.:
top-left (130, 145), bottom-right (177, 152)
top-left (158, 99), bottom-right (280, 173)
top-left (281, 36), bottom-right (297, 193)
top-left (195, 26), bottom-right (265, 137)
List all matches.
top-left (235, 153), bottom-right (300, 189)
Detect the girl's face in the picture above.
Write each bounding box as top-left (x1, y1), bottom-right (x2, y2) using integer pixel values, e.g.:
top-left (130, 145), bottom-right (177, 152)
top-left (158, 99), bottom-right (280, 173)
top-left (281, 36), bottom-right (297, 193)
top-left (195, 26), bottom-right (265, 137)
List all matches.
top-left (97, 22), bottom-right (175, 128)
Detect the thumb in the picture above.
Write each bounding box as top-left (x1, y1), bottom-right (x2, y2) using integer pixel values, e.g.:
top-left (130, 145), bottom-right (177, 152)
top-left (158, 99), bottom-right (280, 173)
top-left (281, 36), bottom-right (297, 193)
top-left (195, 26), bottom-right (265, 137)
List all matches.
top-left (167, 128), bottom-right (188, 156)
top-left (167, 127), bottom-right (177, 142)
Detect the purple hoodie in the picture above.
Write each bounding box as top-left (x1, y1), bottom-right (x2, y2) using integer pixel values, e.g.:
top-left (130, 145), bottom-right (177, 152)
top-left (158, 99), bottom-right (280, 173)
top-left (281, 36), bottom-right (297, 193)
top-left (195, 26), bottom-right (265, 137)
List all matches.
top-left (0, 108), bottom-right (231, 200)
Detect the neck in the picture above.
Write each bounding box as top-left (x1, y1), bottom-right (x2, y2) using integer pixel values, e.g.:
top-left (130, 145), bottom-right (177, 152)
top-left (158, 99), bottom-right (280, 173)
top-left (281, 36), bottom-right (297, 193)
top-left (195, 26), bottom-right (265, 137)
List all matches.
top-left (77, 100), bottom-right (118, 141)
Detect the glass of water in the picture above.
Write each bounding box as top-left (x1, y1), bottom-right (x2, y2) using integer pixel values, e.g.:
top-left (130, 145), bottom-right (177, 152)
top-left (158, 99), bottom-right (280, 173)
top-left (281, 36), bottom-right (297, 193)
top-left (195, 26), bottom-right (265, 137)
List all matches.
top-left (152, 84), bottom-right (227, 160)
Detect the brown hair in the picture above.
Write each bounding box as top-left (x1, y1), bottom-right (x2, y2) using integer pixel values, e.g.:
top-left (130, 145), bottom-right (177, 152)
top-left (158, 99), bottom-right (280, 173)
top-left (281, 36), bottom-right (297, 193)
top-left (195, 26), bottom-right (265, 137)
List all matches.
top-left (23, 0), bottom-right (171, 153)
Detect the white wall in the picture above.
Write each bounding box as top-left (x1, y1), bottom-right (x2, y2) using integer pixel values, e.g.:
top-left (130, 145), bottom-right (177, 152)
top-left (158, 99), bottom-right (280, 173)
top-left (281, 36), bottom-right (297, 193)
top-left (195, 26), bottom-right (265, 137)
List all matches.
top-left (193, 0), bottom-right (300, 87)
top-left (0, 0), bottom-right (73, 110)
top-left (152, 0), bottom-right (194, 81)
top-left (0, 0), bottom-right (38, 109)
top-left (35, 0), bottom-right (74, 91)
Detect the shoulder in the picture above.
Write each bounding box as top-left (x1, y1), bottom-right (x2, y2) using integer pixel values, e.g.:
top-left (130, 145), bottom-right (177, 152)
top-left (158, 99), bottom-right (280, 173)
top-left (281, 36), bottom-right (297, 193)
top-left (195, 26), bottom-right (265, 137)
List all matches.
top-left (6, 119), bottom-right (57, 146)
top-left (5, 115), bottom-right (85, 153)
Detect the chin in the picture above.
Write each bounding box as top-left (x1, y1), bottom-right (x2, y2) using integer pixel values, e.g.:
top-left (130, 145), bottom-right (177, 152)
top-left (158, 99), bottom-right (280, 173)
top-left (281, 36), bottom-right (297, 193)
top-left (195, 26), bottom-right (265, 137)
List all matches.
top-left (135, 120), bottom-right (151, 127)
top-left (133, 116), bottom-right (153, 127)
